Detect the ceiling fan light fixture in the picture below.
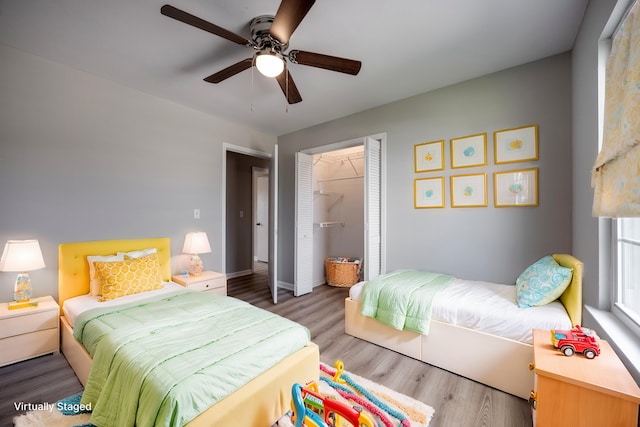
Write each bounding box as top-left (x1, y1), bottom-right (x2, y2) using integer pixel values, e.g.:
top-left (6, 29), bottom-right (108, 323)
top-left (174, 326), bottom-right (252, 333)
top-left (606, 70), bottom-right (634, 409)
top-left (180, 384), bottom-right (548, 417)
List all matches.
top-left (255, 50), bottom-right (285, 77)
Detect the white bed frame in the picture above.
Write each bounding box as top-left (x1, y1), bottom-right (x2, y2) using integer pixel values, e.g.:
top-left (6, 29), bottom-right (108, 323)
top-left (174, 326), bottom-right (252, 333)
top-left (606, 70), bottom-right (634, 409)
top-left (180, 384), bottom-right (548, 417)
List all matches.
top-left (344, 254), bottom-right (583, 400)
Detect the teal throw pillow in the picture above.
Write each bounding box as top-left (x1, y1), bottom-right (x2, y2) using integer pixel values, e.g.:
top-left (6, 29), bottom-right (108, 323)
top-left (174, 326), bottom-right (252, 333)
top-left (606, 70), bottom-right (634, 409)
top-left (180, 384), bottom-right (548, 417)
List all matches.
top-left (516, 256), bottom-right (573, 308)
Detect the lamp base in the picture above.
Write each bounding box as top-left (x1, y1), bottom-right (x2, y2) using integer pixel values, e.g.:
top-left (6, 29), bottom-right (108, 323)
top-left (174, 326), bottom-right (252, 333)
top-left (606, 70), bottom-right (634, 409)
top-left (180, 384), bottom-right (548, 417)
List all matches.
top-left (188, 254), bottom-right (204, 276)
top-left (8, 300), bottom-right (38, 310)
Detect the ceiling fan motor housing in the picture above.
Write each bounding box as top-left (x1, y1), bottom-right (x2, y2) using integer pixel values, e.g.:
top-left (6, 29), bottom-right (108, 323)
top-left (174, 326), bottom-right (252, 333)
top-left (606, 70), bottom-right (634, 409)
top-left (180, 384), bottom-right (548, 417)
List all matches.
top-left (250, 15), bottom-right (287, 52)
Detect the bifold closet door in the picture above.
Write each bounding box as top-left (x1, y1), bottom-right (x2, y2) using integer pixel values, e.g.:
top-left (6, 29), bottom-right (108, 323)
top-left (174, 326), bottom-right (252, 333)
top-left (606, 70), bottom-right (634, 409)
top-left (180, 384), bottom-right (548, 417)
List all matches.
top-left (294, 151), bottom-right (314, 296)
top-left (364, 137), bottom-right (381, 281)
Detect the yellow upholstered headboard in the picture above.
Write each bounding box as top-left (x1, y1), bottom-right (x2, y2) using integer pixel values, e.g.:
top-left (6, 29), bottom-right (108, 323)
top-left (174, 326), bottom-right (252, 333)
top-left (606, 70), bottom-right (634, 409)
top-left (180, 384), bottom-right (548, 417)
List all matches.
top-left (58, 237), bottom-right (171, 309)
top-left (552, 253), bottom-right (583, 327)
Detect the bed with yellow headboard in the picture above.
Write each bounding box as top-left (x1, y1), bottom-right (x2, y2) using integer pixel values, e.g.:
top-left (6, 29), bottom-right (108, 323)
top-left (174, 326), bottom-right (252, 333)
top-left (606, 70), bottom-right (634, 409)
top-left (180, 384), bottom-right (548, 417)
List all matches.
top-left (344, 253), bottom-right (583, 400)
top-left (58, 237), bottom-right (319, 427)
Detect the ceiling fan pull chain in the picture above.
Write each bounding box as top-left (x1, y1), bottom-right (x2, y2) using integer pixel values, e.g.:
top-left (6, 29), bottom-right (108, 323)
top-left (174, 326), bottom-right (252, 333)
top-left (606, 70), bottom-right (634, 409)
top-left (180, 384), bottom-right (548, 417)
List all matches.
top-left (285, 66), bottom-right (289, 113)
top-left (251, 60), bottom-right (255, 112)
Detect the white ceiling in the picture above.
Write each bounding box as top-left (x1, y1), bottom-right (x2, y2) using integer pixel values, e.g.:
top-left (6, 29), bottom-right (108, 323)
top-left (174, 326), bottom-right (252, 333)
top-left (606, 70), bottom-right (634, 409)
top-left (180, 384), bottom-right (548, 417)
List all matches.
top-left (0, 0), bottom-right (588, 136)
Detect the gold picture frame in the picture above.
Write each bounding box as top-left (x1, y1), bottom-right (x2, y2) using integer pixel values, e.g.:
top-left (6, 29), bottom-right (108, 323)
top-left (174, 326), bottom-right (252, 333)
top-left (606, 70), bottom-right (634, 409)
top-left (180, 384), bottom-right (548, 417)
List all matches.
top-left (451, 173), bottom-right (487, 208)
top-left (494, 124), bottom-right (539, 164)
top-left (414, 177), bottom-right (445, 208)
top-left (450, 133), bottom-right (487, 168)
top-left (414, 140), bottom-right (445, 172)
top-left (494, 168), bottom-right (538, 207)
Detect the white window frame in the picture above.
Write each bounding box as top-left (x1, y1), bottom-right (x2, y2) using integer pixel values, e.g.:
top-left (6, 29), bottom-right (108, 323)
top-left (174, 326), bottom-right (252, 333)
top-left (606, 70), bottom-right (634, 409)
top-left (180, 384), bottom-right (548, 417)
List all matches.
top-left (612, 218), bottom-right (640, 336)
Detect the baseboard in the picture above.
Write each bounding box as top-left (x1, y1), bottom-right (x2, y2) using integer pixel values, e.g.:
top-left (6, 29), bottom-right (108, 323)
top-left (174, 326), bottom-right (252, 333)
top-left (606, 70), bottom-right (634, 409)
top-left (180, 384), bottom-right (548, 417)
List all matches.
top-left (225, 269), bottom-right (253, 279)
top-left (276, 281), bottom-right (325, 292)
top-left (278, 281), bottom-right (293, 291)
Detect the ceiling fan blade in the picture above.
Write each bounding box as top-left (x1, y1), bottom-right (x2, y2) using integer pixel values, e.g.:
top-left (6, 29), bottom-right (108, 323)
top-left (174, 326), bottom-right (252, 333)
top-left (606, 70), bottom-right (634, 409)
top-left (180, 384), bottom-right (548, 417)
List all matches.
top-left (203, 58), bottom-right (253, 83)
top-left (270, 0), bottom-right (315, 45)
top-left (276, 69), bottom-right (302, 104)
top-left (161, 5), bottom-right (251, 46)
top-left (289, 50), bottom-right (361, 75)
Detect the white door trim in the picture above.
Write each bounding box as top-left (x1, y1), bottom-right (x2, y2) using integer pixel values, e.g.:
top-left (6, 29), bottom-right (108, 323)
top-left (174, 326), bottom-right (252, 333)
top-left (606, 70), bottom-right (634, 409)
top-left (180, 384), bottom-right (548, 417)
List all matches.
top-left (221, 142), bottom-right (271, 276)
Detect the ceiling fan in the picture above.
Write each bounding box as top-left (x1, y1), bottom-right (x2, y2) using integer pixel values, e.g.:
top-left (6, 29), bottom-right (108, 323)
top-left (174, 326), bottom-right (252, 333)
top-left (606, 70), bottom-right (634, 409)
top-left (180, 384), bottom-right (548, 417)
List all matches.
top-left (161, 0), bottom-right (362, 104)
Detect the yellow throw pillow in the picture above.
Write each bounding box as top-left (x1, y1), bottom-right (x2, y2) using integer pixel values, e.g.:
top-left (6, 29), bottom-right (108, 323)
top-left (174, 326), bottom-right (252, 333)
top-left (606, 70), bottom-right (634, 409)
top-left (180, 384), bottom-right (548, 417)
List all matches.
top-left (95, 253), bottom-right (163, 301)
top-left (87, 254), bottom-right (124, 296)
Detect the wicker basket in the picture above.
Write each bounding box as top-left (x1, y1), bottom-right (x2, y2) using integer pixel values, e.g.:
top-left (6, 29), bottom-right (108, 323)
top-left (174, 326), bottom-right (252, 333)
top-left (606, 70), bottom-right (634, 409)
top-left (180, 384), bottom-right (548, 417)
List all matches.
top-left (325, 258), bottom-right (360, 287)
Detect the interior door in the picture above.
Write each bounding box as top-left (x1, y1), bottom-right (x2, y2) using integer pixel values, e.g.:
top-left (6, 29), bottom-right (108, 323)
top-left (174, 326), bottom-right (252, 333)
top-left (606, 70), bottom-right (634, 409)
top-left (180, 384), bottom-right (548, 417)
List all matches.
top-left (268, 144), bottom-right (279, 304)
top-left (294, 151), bottom-right (314, 296)
top-left (364, 137), bottom-right (382, 281)
top-left (255, 172), bottom-right (269, 262)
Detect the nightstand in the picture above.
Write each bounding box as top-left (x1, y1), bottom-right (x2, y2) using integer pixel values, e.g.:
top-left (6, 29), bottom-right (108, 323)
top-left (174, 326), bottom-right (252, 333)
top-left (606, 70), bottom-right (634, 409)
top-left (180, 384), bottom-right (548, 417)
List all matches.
top-left (531, 328), bottom-right (640, 427)
top-left (0, 295), bottom-right (60, 367)
top-left (172, 271), bottom-right (227, 295)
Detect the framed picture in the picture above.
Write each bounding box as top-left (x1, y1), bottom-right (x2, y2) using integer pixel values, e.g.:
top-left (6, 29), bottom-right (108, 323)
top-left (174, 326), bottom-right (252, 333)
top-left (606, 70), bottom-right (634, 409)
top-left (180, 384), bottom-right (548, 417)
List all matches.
top-left (494, 168), bottom-right (538, 207)
top-left (451, 173), bottom-right (487, 207)
top-left (414, 177), bottom-right (444, 208)
top-left (494, 124), bottom-right (539, 164)
top-left (414, 140), bottom-right (444, 172)
top-left (450, 133), bottom-right (487, 168)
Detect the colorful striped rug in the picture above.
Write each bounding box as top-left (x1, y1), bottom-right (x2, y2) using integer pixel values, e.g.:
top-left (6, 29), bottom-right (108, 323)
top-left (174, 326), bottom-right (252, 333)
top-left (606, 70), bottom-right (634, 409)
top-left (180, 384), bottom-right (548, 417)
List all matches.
top-left (277, 361), bottom-right (434, 427)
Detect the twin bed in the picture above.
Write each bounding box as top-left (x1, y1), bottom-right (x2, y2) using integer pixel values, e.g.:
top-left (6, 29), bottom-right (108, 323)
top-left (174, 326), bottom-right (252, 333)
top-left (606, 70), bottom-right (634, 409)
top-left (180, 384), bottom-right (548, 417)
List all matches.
top-left (345, 253), bottom-right (583, 399)
top-left (58, 237), bottom-right (319, 427)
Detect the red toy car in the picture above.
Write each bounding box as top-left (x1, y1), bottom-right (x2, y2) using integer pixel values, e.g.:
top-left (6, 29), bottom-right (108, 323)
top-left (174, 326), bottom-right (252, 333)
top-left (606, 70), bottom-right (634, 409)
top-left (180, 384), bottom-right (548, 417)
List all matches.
top-left (551, 325), bottom-right (601, 359)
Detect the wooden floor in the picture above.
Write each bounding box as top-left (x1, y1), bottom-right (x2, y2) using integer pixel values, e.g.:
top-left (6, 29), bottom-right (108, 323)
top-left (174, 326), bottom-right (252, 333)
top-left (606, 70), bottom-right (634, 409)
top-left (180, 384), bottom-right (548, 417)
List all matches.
top-left (0, 264), bottom-right (532, 427)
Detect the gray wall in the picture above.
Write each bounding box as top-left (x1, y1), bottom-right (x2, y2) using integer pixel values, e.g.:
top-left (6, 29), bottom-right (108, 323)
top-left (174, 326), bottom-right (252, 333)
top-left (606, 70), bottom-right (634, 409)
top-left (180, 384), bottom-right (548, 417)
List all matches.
top-left (572, 0), bottom-right (618, 310)
top-left (278, 53), bottom-right (573, 286)
top-left (225, 151), bottom-right (269, 275)
top-left (0, 44), bottom-right (276, 302)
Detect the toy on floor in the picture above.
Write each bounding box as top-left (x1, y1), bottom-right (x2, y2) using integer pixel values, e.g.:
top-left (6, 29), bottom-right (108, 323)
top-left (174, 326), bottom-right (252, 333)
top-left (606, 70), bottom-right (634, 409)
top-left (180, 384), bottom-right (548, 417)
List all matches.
top-left (319, 362), bottom-right (410, 427)
top-left (551, 325), bottom-right (601, 359)
top-left (290, 380), bottom-right (375, 427)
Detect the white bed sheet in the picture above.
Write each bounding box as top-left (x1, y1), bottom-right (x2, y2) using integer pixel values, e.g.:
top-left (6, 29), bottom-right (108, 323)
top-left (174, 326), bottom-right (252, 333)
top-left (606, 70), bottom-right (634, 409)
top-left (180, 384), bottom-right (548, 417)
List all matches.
top-left (349, 278), bottom-right (572, 344)
top-left (62, 282), bottom-right (187, 327)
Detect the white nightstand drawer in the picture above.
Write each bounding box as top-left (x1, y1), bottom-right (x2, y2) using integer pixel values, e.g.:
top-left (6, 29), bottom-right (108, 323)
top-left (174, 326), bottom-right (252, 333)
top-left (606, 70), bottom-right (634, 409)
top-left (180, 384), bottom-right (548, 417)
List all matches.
top-left (203, 285), bottom-right (226, 296)
top-left (172, 271), bottom-right (227, 296)
top-left (0, 327), bottom-right (58, 366)
top-left (0, 309), bottom-right (58, 339)
top-left (188, 278), bottom-right (225, 292)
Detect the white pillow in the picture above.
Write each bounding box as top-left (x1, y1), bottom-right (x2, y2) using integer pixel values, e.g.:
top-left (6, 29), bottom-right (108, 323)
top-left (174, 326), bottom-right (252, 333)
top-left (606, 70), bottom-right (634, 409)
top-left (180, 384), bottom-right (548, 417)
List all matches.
top-left (117, 247), bottom-right (157, 259)
top-left (87, 254), bottom-right (124, 296)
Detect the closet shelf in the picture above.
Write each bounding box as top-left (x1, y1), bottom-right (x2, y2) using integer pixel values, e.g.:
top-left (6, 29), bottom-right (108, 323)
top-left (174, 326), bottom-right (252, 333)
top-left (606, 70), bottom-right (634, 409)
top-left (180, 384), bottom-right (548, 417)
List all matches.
top-left (315, 222), bottom-right (345, 228)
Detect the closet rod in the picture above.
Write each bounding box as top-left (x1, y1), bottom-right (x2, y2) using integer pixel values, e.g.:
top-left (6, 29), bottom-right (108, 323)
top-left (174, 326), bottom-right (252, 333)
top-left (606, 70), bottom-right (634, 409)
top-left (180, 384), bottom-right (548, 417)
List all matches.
top-left (317, 175), bottom-right (364, 183)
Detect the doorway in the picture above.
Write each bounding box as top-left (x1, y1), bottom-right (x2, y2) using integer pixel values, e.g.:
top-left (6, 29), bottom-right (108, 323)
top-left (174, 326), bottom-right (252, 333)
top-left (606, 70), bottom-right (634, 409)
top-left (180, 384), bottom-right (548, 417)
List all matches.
top-left (222, 143), bottom-right (280, 303)
top-left (253, 167), bottom-right (269, 264)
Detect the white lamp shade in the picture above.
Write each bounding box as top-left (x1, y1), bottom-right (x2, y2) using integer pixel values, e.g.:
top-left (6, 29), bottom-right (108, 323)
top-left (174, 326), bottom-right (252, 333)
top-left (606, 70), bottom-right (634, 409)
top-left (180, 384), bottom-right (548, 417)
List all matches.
top-left (255, 51), bottom-right (285, 77)
top-left (0, 240), bottom-right (46, 272)
top-left (182, 232), bottom-right (211, 255)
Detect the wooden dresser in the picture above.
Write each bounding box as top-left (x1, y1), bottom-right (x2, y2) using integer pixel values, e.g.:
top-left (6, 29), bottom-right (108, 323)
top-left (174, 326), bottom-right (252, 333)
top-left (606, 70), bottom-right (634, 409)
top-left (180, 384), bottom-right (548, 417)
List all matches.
top-left (531, 328), bottom-right (640, 427)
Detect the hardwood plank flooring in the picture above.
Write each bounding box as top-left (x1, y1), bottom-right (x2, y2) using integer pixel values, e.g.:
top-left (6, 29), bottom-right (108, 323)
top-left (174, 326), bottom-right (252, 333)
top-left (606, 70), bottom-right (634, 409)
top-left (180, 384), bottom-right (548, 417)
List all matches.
top-left (0, 266), bottom-right (532, 427)
top-left (228, 267), bottom-right (532, 427)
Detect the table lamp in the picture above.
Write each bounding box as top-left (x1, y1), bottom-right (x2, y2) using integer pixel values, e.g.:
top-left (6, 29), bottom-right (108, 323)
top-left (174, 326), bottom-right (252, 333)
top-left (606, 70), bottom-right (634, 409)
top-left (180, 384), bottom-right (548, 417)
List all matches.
top-left (0, 240), bottom-right (46, 309)
top-left (182, 232), bottom-right (211, 276)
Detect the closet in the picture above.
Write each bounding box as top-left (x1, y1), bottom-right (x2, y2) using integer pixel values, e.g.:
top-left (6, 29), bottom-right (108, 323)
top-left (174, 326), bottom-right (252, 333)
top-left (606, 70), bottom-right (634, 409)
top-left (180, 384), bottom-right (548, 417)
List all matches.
top-left (311, 146), bottom-right (365, 286)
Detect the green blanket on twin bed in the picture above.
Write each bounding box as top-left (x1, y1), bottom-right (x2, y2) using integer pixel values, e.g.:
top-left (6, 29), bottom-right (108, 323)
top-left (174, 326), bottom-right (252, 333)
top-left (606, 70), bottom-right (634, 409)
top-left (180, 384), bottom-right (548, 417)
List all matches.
top-left (74, 291), bottom-right (310, 427)
top-left (360, 270), bottom-right (454, 334)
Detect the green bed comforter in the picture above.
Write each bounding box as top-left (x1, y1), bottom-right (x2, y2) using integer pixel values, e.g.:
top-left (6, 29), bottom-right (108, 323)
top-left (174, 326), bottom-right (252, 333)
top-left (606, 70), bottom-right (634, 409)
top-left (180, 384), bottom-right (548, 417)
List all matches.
top-left (74, 290), bottom-right (310, 427)
top-left (360, 270), bottom-right (454, 334)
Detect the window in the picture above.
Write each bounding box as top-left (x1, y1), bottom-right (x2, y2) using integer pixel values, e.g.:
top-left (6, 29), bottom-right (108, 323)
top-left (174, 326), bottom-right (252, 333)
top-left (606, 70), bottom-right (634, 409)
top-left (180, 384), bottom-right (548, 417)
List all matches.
top-left (615, 218), bottom-right (640, 329)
